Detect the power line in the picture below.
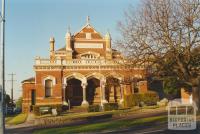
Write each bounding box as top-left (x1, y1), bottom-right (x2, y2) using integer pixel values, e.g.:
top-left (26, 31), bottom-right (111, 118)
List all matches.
top-left (8, 73), bottom-right (16, 103)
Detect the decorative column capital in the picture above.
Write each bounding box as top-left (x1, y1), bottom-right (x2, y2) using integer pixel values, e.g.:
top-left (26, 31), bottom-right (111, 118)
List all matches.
top-left (62, 83), bottom-right (67, 88)
top-left (100, 79), bottom-right (106, 87)
top-left (81, 82), bottom-right (87, 88)
top-left (120, 84), bottom-right (124, 88)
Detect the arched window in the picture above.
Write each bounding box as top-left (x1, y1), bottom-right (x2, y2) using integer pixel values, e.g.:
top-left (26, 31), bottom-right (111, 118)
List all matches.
top-left (45, 79), bottom-right (52, 97)
top-left (81, 54), bottom-right (97, 59)
top-left (80, 52), bottom-right (100, 59)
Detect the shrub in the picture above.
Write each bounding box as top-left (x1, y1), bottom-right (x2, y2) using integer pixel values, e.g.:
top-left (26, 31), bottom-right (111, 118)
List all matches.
top-left (139, 101), bottom-right (145, 107)
top-left (88, 105), bottom-right (100, 112)
top-left (124, 94), bottom-right (142, 107)
top-left (33, 104), bottom-right (63, 116)
top-left (124, 91), bottom-right (159, 108)
top-left (103, 103), bottom-right (118, 111)
top-left (124, 95), bottom-right (134, 107)
top-left (142, 91), bottom-right (159, 106)
top-left (33, 106), bottom-right (40, 116)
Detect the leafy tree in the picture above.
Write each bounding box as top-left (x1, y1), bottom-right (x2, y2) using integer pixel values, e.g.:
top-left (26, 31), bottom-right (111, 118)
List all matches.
top-left (16, 97), bottom-right (22, 109)
top-left (163, 77), bottom-right (179, 99)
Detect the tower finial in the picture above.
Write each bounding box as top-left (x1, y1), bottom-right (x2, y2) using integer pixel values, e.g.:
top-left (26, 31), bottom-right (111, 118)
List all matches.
top-left (86, 16), bottom-right (90, 25)
top-left (65, 25), bottom-right (71, 38)
top-left (105, 29), bottom-right (111, 39)
top-left (107, 29), bottom-right (110, 34)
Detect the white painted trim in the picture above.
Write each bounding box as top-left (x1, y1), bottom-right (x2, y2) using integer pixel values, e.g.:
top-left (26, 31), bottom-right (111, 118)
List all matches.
top-left (74, 42), bottom-right (103, 48)
top-left (63, 72), bottom-right (87, 85)
top-left (80, 51), bottom-right (100, 58)
top-left (86, 72), bottom-right (105, 81)
top-left (42, 76), bottom-right (56, 86)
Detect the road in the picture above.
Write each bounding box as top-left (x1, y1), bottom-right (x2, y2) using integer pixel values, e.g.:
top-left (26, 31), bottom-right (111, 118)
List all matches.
top-left (105, 120), bottom-right (200, 134)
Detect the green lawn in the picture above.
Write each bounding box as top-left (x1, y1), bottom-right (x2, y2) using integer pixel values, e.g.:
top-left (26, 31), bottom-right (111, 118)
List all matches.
top-left (37, 110), bottom-right (116, 120)
top-left (6, 113), bottom-right (28, 125)
top-left (34, 115), bottom-right (167, 134)
top-left (5, 116), bottom-right (15, 123)
top-left (37, 106), bottom-right (144, 119)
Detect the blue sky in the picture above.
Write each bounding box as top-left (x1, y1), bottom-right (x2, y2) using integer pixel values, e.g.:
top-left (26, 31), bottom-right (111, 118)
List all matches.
top-left (3, 0), bottom-right (140, 99)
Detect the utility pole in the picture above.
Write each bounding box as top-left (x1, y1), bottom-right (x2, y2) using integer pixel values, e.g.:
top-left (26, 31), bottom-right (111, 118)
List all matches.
top-left (0, 0), bottom-right (5, 133)
top-left (8, 73), bottom-right (16, 104)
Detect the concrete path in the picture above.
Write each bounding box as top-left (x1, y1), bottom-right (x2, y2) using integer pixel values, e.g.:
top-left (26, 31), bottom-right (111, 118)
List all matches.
top-left (6, 113), bottom-right (35, 130)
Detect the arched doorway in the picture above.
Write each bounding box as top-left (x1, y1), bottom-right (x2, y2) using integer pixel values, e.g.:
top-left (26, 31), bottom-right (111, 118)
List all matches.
top-left (106, 77), bottom-right (121, 103)
top-left (66, 78), bottom-right (83, 106)
top-left (86, 78), bottom-right (100, 105)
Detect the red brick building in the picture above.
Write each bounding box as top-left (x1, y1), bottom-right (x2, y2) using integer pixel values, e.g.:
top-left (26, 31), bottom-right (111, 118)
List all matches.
top-left (22, 17), bottom-right (148, 113)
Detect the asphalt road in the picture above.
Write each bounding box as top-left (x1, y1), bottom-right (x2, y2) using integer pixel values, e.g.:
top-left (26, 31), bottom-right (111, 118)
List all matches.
top-left (105, 121), bottom-right (200, 134)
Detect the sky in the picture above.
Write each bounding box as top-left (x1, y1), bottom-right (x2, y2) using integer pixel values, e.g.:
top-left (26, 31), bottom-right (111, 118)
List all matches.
top-left (2, 0), bottom-right (140, 100)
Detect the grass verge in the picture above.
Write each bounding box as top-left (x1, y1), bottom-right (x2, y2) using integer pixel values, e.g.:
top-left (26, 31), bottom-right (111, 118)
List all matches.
top-left (37, 111), bottom-right (114, 119)
top-left (34, 115), bottom-right (167, 134)
top-left (7, 113), bottom-right (28, 125)
top-left (5, 115), bottom-right (16, 123)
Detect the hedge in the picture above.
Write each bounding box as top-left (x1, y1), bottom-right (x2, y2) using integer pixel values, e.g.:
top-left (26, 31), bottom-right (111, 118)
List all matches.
top-left (88, 103), bottom-right (119, 112)
top-left (103, 103), bottom-right (118, 111)
top-left (124, 91), bottom-right (159, 108)
top-left (33, 104), bottom-right (63, 116)
top-left (88, 105), bottom-right (100, 112)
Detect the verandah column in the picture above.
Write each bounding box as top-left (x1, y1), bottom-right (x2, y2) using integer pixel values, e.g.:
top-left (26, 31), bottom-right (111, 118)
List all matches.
top-left (101, 80), bottom-right (108, 104)
top-left (120, 83), bottom-right (124, 104)
top-left (62, 83), bottom-right (68, 105)
top-left (81, 82), bottom-right (89, 106)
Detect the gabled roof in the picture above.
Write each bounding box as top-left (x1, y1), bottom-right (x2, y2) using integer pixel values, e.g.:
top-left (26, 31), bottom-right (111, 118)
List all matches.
top-left (74, 22), bottom-right (103, 39)
top-left (21, 77), bottom-right (35, 83)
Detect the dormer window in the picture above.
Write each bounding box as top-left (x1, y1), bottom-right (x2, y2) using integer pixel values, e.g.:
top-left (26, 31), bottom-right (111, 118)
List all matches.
top-left (86, 33), bottom-right (91, 39)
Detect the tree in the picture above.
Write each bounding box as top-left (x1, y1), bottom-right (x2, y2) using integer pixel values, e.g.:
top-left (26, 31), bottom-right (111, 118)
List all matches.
top-left (163, 77), bottom-right (180, 99)
top-left (16, 97), bottom-right (22, 109)
top-left (117, 0), bottom-right (200, 108)
top-left (5, 94), bottom-right (10, 106)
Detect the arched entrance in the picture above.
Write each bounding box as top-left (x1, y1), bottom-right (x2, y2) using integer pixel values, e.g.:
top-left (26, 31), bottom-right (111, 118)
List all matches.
top-left (86, 78), bottom-right (100, 105)
top-left (63, 73), bottom-right (88, 106)
top-left (86, 72), bottom-right (108, 105)
top-left (66, 78), bottom-right (83, 106)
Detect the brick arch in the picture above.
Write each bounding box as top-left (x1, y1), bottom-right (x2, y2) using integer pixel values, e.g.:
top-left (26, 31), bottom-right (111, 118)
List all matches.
top-left (105, 72), bottom-right (124, 81)
top-left (63, 72), bottom-right (86, 84)
top-left (85, 72), bottom-right (105, 81)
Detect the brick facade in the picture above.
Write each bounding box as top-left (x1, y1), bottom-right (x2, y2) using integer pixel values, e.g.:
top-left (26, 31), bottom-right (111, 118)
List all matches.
top-left (22, 17), bottom-right (149, 113)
